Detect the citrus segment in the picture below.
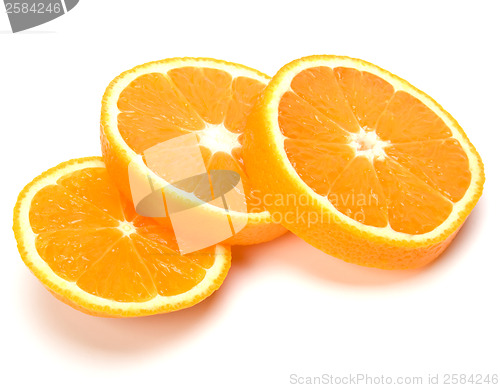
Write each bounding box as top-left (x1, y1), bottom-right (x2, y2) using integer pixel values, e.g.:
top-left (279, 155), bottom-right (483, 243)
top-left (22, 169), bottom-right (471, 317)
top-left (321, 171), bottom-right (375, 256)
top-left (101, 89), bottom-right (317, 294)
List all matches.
top-left (57, 167), bottom-right (126, 219)
top-left (284, 140), bottom-right (354, 197)
top-left (334, 67), bottom-right (394, 130)
top-left (384, 139), bottom-right (471, 202)
top-left (30, 184), bottom-right (118, 233)
top-left (376, 91), bottom-right (453, 143)
top-left (75, 237), bottom-right (157, 303)
top-left (225, 77), bottom-right (266, 133)
top-left (278, 91), bottom-right (351, 143)
top-left (168, 67), bottom-right (233, 124)
top-left (290, 66), bottom-right (359, 133)
top-left (373, 157), bottom-right (454, 234)
top-left (118, 73), bottom-right (204, 132)
top-left (329, 156), bottom-right (388, 228)
top-left (35, 228), bottom-right (123, 281)
top-left (14, 157), bottom-right (231, 317)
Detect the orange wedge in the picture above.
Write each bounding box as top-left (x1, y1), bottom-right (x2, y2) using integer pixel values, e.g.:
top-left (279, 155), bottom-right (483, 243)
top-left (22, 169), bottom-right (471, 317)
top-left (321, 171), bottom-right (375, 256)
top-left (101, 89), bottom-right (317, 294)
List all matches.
top-left (244, 55), bottom-right (484, 269)
top-left (100, 57), bottom-right (287, 247)
top-left (13, 157), bottom-right (230, 317)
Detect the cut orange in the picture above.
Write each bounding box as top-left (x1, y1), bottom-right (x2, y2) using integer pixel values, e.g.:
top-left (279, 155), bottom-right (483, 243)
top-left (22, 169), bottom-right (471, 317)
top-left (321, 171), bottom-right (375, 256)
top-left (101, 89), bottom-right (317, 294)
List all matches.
top-left (244, 55), bottom-right (484, 269)
top-left (13, 157), bottom-right (230, 317)
top-left (101, 57), bottom-right (287, 247)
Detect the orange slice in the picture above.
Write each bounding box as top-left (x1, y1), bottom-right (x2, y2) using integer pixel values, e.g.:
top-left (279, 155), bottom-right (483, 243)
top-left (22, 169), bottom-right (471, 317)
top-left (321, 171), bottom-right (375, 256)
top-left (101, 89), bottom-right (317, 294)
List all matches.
top-left (13, 157), bottom-right (230, 317)
top-left (101, 57), bottom-right (287, 247)
top-left (244, 55), bottom-right (484, 269)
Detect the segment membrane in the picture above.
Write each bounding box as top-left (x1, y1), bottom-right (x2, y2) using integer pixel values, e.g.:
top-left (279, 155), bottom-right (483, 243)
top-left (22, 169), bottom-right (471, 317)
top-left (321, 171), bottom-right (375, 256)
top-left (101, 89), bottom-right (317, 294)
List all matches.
top-left (329, 156), bottom-right (388, 227)
top-left (284, 139), bottom-right (354, 197)
top-left (168, 67), bottom-right (232, 125)
top-left (279, 91), bottom-right (351, 143)
top-left (131, 234), bottom-right (206, 297)
top-left (375, 91), bottom-right (452, 143)
top-left (374, 158), bottom-right (453, 234)
top-left (334, 67), bottom-right (394, 130)
top-left (29, 184), bottom-right (119, 233)
top-left (290, 66), bottom-right (360, 133)
top-left (385, 139), bottom-right (471, 202)
top-left (117, 73), bottom-right (205, 148)
top-left (76, 237), bottom-right (157, 302)
top-left (35, 228), bottom-right (123, 282)
top-left (225, 77), bottom-right (266, 133)
top-left (58, 167), bottom-right (125, 219)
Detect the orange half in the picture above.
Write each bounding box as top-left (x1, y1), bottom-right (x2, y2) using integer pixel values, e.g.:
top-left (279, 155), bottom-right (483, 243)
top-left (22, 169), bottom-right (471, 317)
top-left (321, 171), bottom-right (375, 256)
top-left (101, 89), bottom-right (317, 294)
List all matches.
top-left (244, 55), bottom-right (484, 269)
top-left (101, 57), bottom-right (287, 247)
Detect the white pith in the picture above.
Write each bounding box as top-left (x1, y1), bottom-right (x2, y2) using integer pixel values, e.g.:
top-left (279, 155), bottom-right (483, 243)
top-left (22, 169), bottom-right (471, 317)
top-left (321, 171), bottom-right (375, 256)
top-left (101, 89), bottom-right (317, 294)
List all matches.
top-left (15, 159), bottom-right (230, 314)
top-left (198, 123), bottom-right (241, 155)
top-left (349, 127), bottom-right (390, 161)
top-left (118, 220), bottom-right (135, 236)
top-left (268, 57), bottom-right (483, 243)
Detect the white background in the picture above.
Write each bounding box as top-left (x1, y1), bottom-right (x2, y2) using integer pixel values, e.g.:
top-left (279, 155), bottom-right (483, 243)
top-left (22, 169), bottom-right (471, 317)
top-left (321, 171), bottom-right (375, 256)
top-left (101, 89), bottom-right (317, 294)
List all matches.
top-left (1, 1), bottom-right (499, 387)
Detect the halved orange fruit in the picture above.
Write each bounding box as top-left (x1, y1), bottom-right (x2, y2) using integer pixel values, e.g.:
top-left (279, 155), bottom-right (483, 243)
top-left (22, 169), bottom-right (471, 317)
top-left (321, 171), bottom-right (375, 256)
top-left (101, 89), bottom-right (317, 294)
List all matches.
top-left (13, 157), bottom-right (230, 317)
top-left (244, 55), bottom-right (484, 269)
top-left (100, 57), bottom-right (287, 247)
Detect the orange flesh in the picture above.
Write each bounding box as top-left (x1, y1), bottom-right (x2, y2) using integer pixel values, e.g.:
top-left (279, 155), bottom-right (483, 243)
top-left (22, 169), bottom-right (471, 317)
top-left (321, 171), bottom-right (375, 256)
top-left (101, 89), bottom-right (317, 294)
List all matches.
top-left (279, 66), bottom-right (471, 234)
top-left (117, 67), bottom-right (267, 213)
top-left (29, 167), bottom-right (215, 303)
